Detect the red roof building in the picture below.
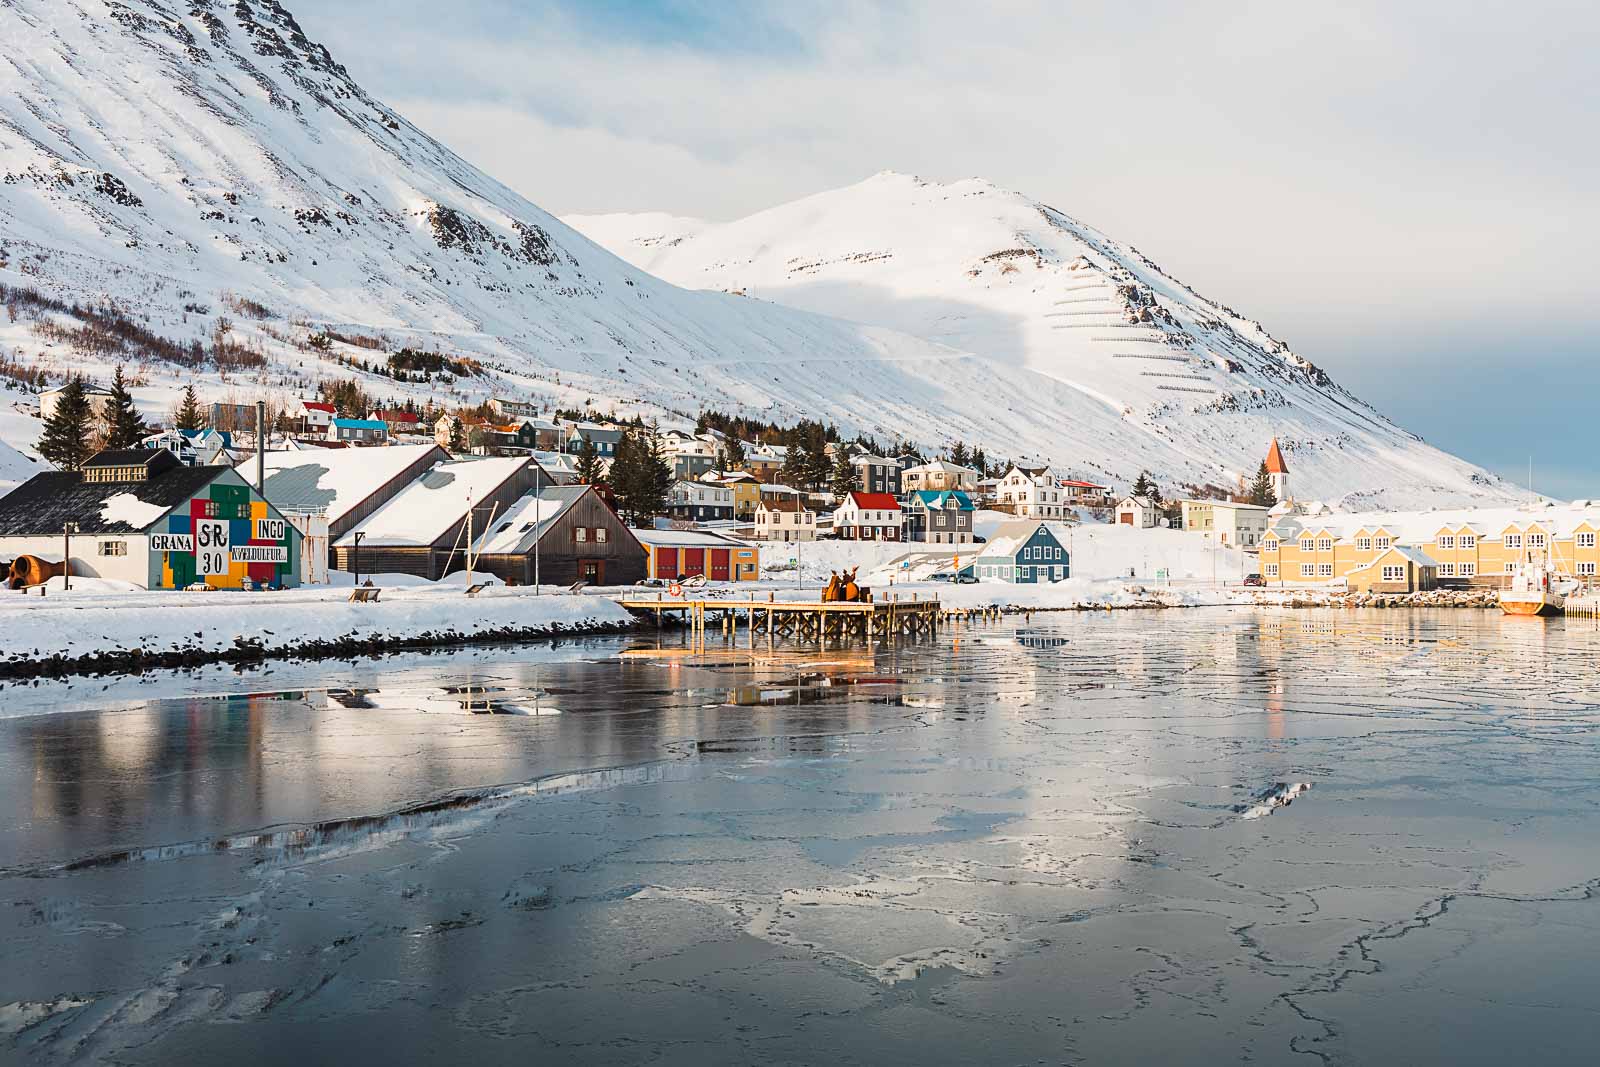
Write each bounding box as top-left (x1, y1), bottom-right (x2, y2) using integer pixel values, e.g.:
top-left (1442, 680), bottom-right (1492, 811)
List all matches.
top-left (836, 492), bottom-right (903, 542)
top-left (1264, 438), bottom-right (1289, 474)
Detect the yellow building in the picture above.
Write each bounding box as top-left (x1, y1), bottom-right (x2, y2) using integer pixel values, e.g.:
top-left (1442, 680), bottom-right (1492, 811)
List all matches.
top-left (1259, 504), bottom-right (1600, 589)
top-left (702, 470), bottom-right (762, 519)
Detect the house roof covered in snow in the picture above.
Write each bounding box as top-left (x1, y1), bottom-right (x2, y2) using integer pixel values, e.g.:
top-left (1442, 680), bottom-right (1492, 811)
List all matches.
top-left (1268, 503), bottom-right (1600, 545)
top-left (335, 457), bottom-right (533, 547)
top-left (631, 528), bottom-right (748, 549)
top-left (466, 484), bottom-right (591, 555)
top-left (251, 443), bottom-right (446, 526)
top-left (0, 463), bottom-right (234, 536)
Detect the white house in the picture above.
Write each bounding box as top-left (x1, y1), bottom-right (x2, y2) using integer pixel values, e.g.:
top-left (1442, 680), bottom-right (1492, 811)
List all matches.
top-left (833, 491), bottom-right (902, 541)
top-left (996, 465), bottom-right (1066, 519)
top-left (1115, 496), bottom-right (1160, 528)
top-left (1181, 499), bottom-right (1272, 547)
top-left (752, 496), bottom-right (817, 542)
top-left (901, 460), bottom-right (980, 494)
top-left (296, 399), bottom-right (335, 433)
top-left (39, 382), bottom-right (115, 422)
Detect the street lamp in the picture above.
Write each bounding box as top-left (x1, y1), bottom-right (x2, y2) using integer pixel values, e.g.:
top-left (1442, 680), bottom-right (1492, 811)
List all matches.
top-left (63, 522), bottom-right (78, 591)
top-left (352, 530), bottom-right (365, 587)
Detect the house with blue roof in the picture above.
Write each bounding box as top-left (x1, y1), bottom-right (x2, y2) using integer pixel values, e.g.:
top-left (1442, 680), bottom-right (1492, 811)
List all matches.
top-left (905, 489), bottom-right (974, 544)
top-left (327, 417), bottom-right (388, 445)
top-left (970, 520), bottom-right (1071, 583)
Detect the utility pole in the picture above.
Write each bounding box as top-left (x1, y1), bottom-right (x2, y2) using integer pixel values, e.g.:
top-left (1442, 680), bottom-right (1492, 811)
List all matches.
top-left (63, 522), bottom-right (77, 591)
top-left (352, 531), bottom-right (365, 586)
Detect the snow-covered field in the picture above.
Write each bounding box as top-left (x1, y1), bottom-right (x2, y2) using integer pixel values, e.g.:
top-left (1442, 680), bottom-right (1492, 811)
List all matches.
top-left (0, 574), bottom-right (632, 670)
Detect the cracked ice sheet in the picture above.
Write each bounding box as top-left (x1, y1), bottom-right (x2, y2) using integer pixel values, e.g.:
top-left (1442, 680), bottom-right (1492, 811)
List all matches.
top-left (2, 608), bottom-right (1600, 1064)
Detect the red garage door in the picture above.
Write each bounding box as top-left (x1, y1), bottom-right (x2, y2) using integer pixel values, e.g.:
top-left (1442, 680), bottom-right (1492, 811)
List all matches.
top-left (682, 548), bottom-right (705, 577)
top-left (657, 547), bottom-right (678, 579)
top-left (710, 549), bottom-right (730, 581)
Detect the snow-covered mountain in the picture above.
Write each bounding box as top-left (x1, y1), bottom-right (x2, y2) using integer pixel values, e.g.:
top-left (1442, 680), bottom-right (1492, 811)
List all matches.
top-left (569, 173), bottom-right (1517, 506)
top-left (0, 0), bottom-right (1509, 506)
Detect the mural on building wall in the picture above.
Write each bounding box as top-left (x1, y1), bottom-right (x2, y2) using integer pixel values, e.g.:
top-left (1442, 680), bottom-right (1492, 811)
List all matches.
top-left (152, 481), bottom-right (297, 589)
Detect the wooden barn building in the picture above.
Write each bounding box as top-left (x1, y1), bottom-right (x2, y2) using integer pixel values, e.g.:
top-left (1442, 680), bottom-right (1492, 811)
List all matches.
top-left (465, 484), bottom-right (646, 587)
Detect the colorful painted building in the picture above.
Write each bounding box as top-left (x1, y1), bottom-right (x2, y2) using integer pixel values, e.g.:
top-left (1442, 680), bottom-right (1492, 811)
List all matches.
top-left (0, 449), bottom-right (301, 589)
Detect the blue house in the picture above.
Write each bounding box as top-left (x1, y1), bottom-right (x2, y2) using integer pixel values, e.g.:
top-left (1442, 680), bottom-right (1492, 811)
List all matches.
top-left (327, 417), bottom-right (388, 444)
top-left (971, 520), bottom-right (1071, 583)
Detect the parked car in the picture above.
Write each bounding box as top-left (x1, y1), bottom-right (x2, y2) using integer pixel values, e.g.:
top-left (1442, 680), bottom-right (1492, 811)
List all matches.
top-left (1243, 573), bottom-right (1266, 587)
top-left (929, 571), bottom-right (978, 584)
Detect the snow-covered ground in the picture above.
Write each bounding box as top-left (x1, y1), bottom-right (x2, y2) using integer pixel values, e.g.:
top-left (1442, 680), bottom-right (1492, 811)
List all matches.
top-left (0, 575), bottom-right (632, 669)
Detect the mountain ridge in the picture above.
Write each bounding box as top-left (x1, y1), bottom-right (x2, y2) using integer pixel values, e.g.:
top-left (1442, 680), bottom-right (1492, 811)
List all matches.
top-left (0, 1), bottom-right (1514, 506)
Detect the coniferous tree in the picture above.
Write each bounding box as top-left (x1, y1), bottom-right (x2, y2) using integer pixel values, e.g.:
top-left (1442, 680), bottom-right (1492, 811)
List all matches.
top-left (447, 417), bottom-right (469, 453)
top-left (104, 365), bottom-right (149, 449)
top-left (782, 442), bottom-right (809, 489)
top-left (949, 440), bottom-right (970, 468)
top-left (574, 434), bottom-right (603, 484)
top-left (830, 444), bottom-right (859, 498)
top-left (1248, 461), bottom-right (1275, 507)
top-left (972, 448), bottom-right (987, 478)
top-left (38, 376), bottom-right (95, 471)
top-left (1131, 471), bottom-right (1154, 499)
top-left (175, 384), bottom-right (206, 431)
top-left (722, 436), bottom-right (747, 471)
top-left (804, 423), bottom-right (831, 490)
top-left (611, 428), bottom-right (672, 526)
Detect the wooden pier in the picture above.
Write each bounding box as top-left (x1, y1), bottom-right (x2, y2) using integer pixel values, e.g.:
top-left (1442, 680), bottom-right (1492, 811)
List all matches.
top-left (617, 592), bottom-right (942, 642)
top-left (1564, 595), bottom-right (1600, 618)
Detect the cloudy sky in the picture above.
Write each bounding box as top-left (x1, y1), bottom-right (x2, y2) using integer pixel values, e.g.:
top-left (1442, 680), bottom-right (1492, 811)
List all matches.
top-left (302, 1), bottom-right (1596, 496)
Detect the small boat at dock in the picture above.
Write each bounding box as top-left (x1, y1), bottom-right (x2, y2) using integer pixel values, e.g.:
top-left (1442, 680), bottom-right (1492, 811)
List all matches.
top-left (1498, 557), bottom-right (1569, 617)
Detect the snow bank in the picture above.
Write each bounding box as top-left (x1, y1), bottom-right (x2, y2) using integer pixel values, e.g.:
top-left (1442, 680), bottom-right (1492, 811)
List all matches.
top-left (0, 583), bottom-right (633, 675)
top-left (99, 492), bottom-right (169, 529)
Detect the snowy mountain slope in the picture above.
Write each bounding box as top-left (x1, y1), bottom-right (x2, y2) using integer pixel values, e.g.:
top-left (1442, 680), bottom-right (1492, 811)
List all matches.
top-left (0, 1), bottom-right (1507, 507)
top-left (0, 3), bottom-right (1132, 474)
top-left (567, 173), bottom-right (1516, 506)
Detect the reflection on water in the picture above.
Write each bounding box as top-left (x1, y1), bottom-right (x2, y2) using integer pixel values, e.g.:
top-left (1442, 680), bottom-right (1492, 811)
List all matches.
top-left (3, 609), bottom-right (1600, 1064)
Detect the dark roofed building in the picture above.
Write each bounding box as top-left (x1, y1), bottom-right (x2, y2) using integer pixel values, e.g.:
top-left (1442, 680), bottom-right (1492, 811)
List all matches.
top-left (0, 450), bottom-right (302, 589)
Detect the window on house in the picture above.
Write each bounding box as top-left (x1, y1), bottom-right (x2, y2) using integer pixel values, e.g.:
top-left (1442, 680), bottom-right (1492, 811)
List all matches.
top-left (1356, 537), bottom-right (1372, 551)
top-left (1299, 538), bottom-right (1313, 552)
top-left (1375, 537), bottom-right (1391, 549)
top-left (1438, 535), bottom-right (1454, 549)
top-left (1506, 561), bottom-right (1519, 574)
top-left (1460, 562), bottom-right (1476, 576)
top-left (575, 527), bottom-right (587, 543)
top-left (1382, 565), bottom-right (1405, 582)
top-left (1263, 539), bottom-right (1278, 552)
top-left (1505, 534), bottom-right (1522, 549)
top-left (1579, 561), bottom-right (1597, 576)
top-left (98, 540), bottom-right (127, 556)
top-left (1529, 533), bottom-right (1547, 548)
top-left (1318, 537), bottom-right (1333, 552)
top-left (596, 528), bottom-right (608, 543)
top-left (1460, 535), bottom-right (1476, 549)
top-left (1300, 563), bottom-right (1315, 577)
top-left (1318, 563), bottom-right (1333, 577)
top-left (1580, 533), bottom-right (1597, 549)
top-left (1439, 562), bottom-right (1455, 576)
top-left (1265, 563), bottom-right (1279, 577)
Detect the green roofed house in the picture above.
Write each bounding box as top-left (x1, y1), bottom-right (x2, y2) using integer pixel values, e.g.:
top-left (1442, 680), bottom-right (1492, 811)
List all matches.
top-left (0, 449), bottom-right (302, 589)
top-left (904, 490), bottom-right (975, 544)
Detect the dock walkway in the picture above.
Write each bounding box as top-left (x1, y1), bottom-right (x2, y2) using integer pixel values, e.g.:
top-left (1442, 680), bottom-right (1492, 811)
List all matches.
top-left (617, 593), bottom-right (941, 641)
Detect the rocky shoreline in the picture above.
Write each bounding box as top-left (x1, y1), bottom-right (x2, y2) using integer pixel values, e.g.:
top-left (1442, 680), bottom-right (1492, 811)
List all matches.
top-left (0, 618), bottom-right (640, 682)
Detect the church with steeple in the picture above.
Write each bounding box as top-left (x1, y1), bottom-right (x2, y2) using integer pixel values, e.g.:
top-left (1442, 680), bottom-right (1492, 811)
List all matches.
top-left (1264, 438), bottom-right (1290, 503)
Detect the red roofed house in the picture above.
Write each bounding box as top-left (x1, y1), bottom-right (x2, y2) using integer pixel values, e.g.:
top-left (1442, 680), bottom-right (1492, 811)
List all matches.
top-left (297, 400), bottom-right (335, 433)
top-left (1059, 479), bottom-right (1112, 508)
top-left (1264, 438), bottom-right (1290, 503)
top-left (834, 491), bottom-right (902, 541)
top-left (371, 409), bottom-right (423, 435)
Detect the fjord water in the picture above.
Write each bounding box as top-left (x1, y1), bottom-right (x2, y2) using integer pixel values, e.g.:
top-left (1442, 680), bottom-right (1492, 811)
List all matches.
top-left (2, 610), bottom-right (1598, 1064)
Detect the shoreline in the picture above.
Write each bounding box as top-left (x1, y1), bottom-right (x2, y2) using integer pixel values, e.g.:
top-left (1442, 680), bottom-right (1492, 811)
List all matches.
top-left (0, 585), bottom-right (1508, 683)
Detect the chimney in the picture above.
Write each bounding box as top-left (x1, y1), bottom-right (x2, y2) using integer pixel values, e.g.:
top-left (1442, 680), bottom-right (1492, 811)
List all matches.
top-left (255, 399), bottom-right (266, 493)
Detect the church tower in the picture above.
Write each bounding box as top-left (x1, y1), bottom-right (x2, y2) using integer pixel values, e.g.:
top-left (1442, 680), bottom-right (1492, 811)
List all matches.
top-left (1264, 438), bottom-right (1289, 503)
